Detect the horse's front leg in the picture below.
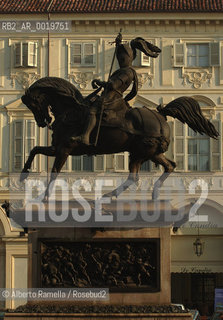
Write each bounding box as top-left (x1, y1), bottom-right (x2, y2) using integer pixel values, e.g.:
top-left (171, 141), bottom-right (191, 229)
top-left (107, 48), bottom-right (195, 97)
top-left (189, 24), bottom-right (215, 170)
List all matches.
top-left (44, 147), bottom-right (70, 199)
top-left (20, 146), bottom-right (56, 181)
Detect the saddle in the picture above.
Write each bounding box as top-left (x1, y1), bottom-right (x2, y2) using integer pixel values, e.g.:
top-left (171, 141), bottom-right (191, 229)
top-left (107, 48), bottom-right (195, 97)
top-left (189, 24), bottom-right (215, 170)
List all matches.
top-left (60, 95), bottom-right (168, 141)
top-left (100, 105), bottom-right (167, 138)
top-left (100, 98), bottom-right (130, 129)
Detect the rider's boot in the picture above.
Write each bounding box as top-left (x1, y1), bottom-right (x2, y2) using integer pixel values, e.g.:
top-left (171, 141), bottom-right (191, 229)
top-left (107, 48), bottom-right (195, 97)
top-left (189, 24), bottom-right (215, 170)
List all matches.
top-left (70, 113), bottom-right (96, 145)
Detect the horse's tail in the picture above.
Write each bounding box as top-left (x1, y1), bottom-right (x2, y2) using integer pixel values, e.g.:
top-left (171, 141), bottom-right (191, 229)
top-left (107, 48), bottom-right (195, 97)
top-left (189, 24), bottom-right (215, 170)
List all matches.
top-left (157, 96), bottom-right (219, 139)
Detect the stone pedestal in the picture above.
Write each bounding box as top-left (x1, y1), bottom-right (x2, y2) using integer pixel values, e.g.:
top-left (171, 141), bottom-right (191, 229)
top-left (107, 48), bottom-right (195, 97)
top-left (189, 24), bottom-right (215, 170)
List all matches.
top-left (29, 227), bottom-right (169, 304)
top-left (5, 200), bottom-right (192, 319)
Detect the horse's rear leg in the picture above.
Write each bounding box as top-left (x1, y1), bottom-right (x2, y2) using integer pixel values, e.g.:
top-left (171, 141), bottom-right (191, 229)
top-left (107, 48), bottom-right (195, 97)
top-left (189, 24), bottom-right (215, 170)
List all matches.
top-left (103, 156), bottom-right (142, 198)
top-left (20, 146), bottom-right (56, 181)
top-left (151, 154), bottom-right (176, 200)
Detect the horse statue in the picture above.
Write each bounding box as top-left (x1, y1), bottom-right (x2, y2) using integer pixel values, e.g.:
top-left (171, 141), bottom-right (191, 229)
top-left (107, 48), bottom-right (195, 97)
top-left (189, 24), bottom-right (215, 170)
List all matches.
top-left (20, 36), bottom-right (219, 200)
top-left (20, 76), bottom-right (219, 199)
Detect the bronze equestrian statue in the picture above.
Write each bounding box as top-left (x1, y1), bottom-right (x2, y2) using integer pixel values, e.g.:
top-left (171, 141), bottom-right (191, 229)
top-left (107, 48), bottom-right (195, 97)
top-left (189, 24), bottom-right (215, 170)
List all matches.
top-left (20, 34), bottom-right (219, 200)
top-left (70, 33), bottom-right (161, 146)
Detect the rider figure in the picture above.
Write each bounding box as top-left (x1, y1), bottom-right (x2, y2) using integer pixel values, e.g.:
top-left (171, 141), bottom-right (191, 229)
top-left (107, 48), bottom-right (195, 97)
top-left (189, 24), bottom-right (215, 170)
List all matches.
top-left (71, 33), bottom-right (138, 146)
top-left (71, 33), bottom-right (161, 145)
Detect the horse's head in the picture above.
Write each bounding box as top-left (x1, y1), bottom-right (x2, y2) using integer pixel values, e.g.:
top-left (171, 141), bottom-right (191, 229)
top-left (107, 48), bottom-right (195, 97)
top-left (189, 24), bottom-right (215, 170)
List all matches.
top-left (21, 91), bottom-right (52, 128)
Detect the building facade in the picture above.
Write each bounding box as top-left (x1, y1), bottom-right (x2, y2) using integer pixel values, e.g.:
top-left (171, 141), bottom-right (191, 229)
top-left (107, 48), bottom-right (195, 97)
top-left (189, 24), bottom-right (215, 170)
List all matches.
top-left (0, 0), bottom-right (223, 316)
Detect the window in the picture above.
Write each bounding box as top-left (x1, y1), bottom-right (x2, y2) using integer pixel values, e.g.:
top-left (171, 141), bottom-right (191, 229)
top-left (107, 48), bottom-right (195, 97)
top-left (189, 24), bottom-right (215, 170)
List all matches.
top-left (133, 51), bottom-right (150, 67)
top-left (72, 155), bottom-right (93, 171)
top-left (174, 42), bottom-right (220, 68)
top-left (70, 153), bottom-right (129, 172)
top-left (191, 274), bottom-right (216, 304)
top-left (70, 42), bottom-right (96, 67)
top-left (93, 154), bottom-right (128, 172)
top-left (187, 44), bottom-right (209, 67)
top-left (141, 160), bottom-right (159, 172)
top-left (174, 120), bottom-right (221, 171)
top-left (13, 120), bottom-right (37, 171)
top-left (187, 128), bottom-right (210, 171)
top-left (14, 42), bottom-right (38, 67)
top-left (171, 273), bottom-right (219, 315)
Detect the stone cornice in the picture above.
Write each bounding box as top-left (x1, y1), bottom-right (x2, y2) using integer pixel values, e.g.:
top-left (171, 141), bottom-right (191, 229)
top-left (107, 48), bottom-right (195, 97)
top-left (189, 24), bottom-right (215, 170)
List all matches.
top-left (1, 12), bottom-right (223, 22)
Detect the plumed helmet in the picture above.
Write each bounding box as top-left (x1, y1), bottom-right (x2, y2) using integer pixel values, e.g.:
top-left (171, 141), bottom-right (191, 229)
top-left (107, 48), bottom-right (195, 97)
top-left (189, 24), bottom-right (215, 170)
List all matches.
top-left (130, 37), bottom-right (161, 58)
top-left (114, 32), bottom-right (161, 67)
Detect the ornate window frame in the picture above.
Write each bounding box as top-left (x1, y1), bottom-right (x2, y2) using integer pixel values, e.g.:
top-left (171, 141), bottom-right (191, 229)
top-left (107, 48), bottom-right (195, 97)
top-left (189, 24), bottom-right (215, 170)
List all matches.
top-left (66, 38), bottom-right (99, 90)
top-left (63, 153), bottom-right (129, 173)
top-left (4, 99), bottom-right (40, 173)
top-left (173, 39), bottom-right (220, 89)
top-left (171, 96), bottom-right (222, 172)
top-left (8, 38), bottom-right (43, 89)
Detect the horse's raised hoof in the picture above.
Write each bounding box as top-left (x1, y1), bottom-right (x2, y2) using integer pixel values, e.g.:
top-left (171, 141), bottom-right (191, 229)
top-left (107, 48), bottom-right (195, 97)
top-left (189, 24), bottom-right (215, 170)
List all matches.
top-left (20, 170), bottom-right (30, 182)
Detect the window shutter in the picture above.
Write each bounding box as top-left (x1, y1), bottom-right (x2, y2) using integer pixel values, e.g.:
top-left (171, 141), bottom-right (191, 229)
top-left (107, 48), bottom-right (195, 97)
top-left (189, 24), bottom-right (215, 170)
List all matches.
top-left (106, 155), bottom-right (114, 171)
top-left (13, 120), bottom-right (37, 172)
top-left (84, 43), bottom-right (95, 66)
top-left (22, 43), bottom-right (28, 67)
top-left (140, 52), bottom-right (150, 66)
top-left (94, 155), bottom-right (105, 171)
top-left (114, 152), bottom-right (128, 172)
top-left (210, 120), bottom-right (221, 171)
top-left (14, 120), bottom-right (24, 171)
top-left (14, 43), bottom-right (22, 67)
top-left (173, 43), bottom-right (185, 67)
top-left (210, 42), bottom-right (220, 66)
top-left (70, 43), bottom-right (74, 65)
top-left (83, 155), bottom-right (93, 171)
top-left (174, 120), bottom-right (185, 170)
top-left (72, 156), bottom-right (82, 171)
top-left (72, 155), bottom-right (93, 171)
top-left (28, 42), bottom-right (37, 67)
top-left (34, 42), bottom-right (38, 66)
top-left (165, 120), bottom-right (174, 160)
top-left (71, 43), bottom-right (82, 65)
top-left (25, 120), bottom-right (37, 171)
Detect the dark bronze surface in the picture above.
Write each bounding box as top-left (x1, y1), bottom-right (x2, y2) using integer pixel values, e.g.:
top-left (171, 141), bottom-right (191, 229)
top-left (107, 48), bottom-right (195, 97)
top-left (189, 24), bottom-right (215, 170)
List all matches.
top-left (40, 239), bottom-right (160, 292)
